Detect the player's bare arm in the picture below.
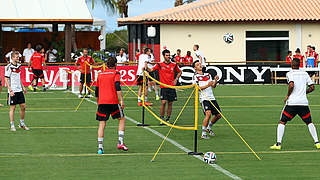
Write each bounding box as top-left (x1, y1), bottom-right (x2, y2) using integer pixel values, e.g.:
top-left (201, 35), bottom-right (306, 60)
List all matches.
top-left (284, 81), bottom-right (294, 103)
top-left (211, 75), bottom-right (219, 88)
top-left (28, 59), bottom-right (32, 70)
top-left (306, 84), bottom-right (315, 94)
top-left (20, 78), bottom-right (27, 94)
top-left (199, 81), bottom-right (214, 90)
top-left (43, 61), bottom-right (48, 71)
top-left (5, 77), bottom-right (14, 96)
top-left (173, 70), bottom-right (182, 85)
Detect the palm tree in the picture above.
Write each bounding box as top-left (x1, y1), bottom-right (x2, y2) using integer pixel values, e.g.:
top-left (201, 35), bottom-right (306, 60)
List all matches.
top-left (175, 0), bottom-right (196, 7)
top-left (89, 0), bottom-right (140, 18)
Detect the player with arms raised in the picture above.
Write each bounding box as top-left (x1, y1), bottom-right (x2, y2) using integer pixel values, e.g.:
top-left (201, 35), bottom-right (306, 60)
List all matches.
top-left (192, 60), bottom-right (221, 139)
top-left (95, 57), bottom-right (128, 154)
top-left (270, 58), bottom-right (320, 150)
top-left (5, 52), bottom-right (29, 131)
top-left (146, 49), bottom-right (182, 125)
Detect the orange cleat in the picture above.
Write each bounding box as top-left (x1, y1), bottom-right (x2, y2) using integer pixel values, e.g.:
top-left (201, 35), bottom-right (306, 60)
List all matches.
top-left (144, 101), bottom-right (153, 106)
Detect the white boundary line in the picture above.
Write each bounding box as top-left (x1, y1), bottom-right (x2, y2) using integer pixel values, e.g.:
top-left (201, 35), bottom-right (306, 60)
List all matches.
top-left (83, 95), bottom-right (242, 180)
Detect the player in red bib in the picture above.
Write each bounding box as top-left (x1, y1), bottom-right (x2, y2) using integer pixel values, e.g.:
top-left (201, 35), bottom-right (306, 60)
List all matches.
top-left (175, 49), bottom-right (184, 65)
top-left (312, 46), bottom-right (318, 67)
top-left (95, 57), bottom-right (127, 154)
top-left (286, 51), bottom-right (292, 65)
top-left (293, 48), bottom-right (305, 68)
top-left (184, 51), bottom-right (193, 65)
top-left (146, 49), bottom-right (182, 125)
top-left (75, 49), bottom-right (95, 98)
top-left (28, 44), bottom-right (47, 92)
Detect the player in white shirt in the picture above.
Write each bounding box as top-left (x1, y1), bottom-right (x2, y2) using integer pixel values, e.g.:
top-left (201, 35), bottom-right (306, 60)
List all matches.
top-left (192, 60), bottom-right (221, 139)
top-left (116, 48), bottom-right (128, 66)
top-left (5, 48), bottom-right (22, 63)
top-left (4, 52), bottom-right (29, 132)
top-left (193, 44), bottom-right (206, 72)
top-left (136, 48), bottom-right (152, 106)
top-left (147, 52), bottom-right (160, 100)
top-left (270, 58), bottom-right (320, 150)
top-left (23, 42), bottom-right (34, 63)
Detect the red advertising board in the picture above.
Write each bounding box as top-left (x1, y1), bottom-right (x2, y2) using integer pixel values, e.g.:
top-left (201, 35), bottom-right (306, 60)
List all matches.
top-left (0, 65), bottom-right (138, 87)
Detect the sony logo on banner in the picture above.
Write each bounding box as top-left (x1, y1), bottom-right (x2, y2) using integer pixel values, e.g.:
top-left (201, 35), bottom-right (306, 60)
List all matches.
top-left (180, 66), bottom-right (271, 84)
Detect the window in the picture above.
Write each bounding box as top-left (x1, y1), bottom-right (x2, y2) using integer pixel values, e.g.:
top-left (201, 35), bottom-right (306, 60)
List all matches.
top-left (246, 31), bottom-right (289, 62)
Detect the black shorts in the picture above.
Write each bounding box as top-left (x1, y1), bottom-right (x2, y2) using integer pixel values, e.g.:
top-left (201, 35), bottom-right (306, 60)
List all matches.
top-left (32, 69), bottom-right (44, 79)
top-left (80, 73), bottom-right (92, 85)
top-left (280, 105), bottom-right (312, 124)
top-left (136, 75), bottom-right (148, 86)
top-left (201, 100), bottom-right (221, 115)
top-left (149, 72), bottom-right (156, 82)
top-left (8, 91), bottom-right (25, 105)
top-left (96, 104), bottom-right (124, 121)
top-left (160, 88), bottom-right (177, 102)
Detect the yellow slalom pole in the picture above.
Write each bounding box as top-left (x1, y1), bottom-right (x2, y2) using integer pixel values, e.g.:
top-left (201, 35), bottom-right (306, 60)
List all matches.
top-left (197, 85), bottom-right (262, 160)
top-left (151, 88), bottom-right (195, 162)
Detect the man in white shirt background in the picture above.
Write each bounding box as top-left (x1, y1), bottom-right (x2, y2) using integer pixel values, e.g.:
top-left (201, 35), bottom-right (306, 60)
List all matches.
top-left (116, 48), bottom-right (128, 66)
top-left (5, 48), bottom-right (22, 63)
top-left (270, 58), bottom-right (320, 150)
top-left (23, 42), bottom-right (34, 63)
top-left (193, 44), bottom-right (206, 72)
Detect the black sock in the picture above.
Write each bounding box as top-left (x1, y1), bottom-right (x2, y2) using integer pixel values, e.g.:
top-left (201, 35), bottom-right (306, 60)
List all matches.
top-left (315, 141), bottom-right (319, 144)
top-left (160, 116), bottom-right (164, 120)
top-left (166, 116), bottom-right (170, 121)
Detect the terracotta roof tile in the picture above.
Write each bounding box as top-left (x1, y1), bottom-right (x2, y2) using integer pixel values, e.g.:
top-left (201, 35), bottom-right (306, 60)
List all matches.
top-left (118, 0), bottom-right (320, 25)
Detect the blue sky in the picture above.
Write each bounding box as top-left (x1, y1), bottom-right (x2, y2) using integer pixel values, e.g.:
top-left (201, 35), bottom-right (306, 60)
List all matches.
top-left (87, 0), bottom-right (180, 32)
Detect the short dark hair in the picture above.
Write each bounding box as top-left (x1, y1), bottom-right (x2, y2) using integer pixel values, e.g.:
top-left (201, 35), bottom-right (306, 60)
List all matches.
top-left (295, 48), bottom-right (301, 53)
top-left (26, 42), bottom-right (32, 46)
top-left (312, 46), bottom-right (316, 50)
top-left (307, 45), bottom-right (312, 48)
top-left (136, 49), bottom-right (140, 53)
top-left (35, 44), bottom-right (42, 52)
top-left (288, 51), bottom-right (292, 54)
top-left (187, 51), bottom-right (191, 56)
top-left (162, 49), bottom-right (170, 56)
top-left (192, 60), bottom-right (200, 68)
top-left (292, 58), bottom-right (300, 66)
top-left (177, 49), bottom-right (181, 52)
top-left (194, 45), bottom-right (199, 49)
top-left (107, 57), bottom-right (117, 68)
top-left (144, 48), bottom-right (150, 54)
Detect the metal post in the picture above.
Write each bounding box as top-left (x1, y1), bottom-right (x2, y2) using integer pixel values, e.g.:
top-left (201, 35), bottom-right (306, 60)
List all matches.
top-left (137, 71), bottom-right (150, 126)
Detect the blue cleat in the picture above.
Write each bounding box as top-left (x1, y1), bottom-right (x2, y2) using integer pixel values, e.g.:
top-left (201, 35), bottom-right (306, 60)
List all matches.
top-left (97, 148), bottom-right (104, 154)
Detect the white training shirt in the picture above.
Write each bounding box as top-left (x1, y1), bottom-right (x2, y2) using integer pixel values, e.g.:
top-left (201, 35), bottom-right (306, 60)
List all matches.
top-left (5, 63), bottom-right (22, 93)
top-left (193, 72), bottom-right (215, 102)
top-left (147, 53), bottom-right (156, 69)
top-left (137, 54), bottom-right (149, 76)
top-left (23, 48), bottom-right (34, 63)
top-left (195, 50), bottom-right (206, 67)
top-left (116, 54), bottom-right (128, 66)
top-left (5, 51), bottom-right (22, 63)
top-left (286, 69), bottom-right (314, 106)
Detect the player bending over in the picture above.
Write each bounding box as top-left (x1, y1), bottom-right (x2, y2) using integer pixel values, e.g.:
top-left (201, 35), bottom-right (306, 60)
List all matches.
top-left (136, 48), bottom-right (152, 106)
top-left (5, 52), bottom-right (29, 131)
top-left (192, 60), bottom-right (221, 139)
top-left (96, 57), bottom-right (128, 154)
top-left (146, 49), bottom-right (182, 125)
top-left (75, 48), bottom-right (95, 98)
top-left (28, 45), bottom-right (47, 92)
top-left (270, 58), bottom-right (320, 150)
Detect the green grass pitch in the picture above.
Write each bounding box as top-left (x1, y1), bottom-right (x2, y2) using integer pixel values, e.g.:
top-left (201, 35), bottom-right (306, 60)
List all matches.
top-left (1, 85), bottom-right (320, 180)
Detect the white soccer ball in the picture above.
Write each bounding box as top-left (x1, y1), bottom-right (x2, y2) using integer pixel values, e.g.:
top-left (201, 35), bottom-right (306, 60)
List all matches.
top-left (223, 33), bottom-right (234, 44)
top-left (203, 152), bottom-right (216, 164)
top-left (98, 35), bottom-right (104, 41)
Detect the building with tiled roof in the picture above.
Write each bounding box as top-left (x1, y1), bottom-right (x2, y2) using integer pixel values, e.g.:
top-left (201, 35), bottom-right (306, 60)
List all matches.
top-left (118, 0), bottom-right (320, 63)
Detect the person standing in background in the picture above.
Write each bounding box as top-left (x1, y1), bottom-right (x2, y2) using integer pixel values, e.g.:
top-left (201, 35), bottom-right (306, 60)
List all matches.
top-left (5, 48), bottom-right (22, 63)
top-left (23, 42), bottom-right (34, 64)
top-left (116, 48), bottom-right (128, 66)
top-left (286, 51), bottom-right (292, 65)
top-left (184, 51), bottom-right (193, 65)
top-left (293, 48), bottom-right (305, 68)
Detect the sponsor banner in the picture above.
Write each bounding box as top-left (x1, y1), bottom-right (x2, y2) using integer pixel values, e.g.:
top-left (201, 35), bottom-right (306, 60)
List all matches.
top-left (0, 65), bottom-right (138, 87)
top-left (180, 65), bottom-right (271, 84)
top-left (0, 65), bottom-right (270, 87)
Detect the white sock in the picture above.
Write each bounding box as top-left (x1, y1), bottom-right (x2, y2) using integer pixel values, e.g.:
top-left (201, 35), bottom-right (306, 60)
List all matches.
top-left (144, 96), bottom-right (148, 102)
top-left (155, 89), bottom-right (159, 96)
top-left (202, 126), bottom-right (207, 136)
top-left (277, 124), bottom-right (285, 144)
top-left (98, 137), bottom-right (103, 149)
top-left (20, 119), bottom-right (25, 126)
top-left (118, 131), bottom-right (124, 145)
top-left (138, 97), bottom-right (141, 102)
top-left (308, 123), bottom-right (319, 143)
top-left (10, 122), bottom-right (14, 127)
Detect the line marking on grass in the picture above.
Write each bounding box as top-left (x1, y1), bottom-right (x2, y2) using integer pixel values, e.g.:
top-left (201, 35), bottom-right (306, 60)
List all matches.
top-left (81, 93), bottom-right (242, 180)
